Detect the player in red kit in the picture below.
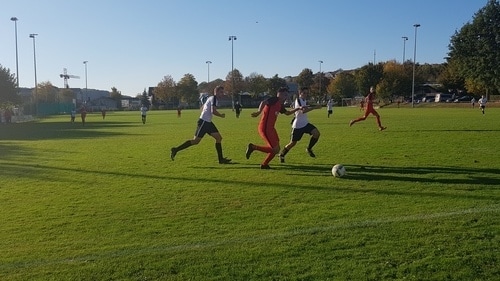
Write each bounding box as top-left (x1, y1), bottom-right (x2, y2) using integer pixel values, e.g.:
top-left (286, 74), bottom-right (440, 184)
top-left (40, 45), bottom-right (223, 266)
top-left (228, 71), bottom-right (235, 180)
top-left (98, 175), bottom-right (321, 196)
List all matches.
top-left (349, 86), bottom-right (386, 131)
top-left (245, 87), bottom-right (303, 169)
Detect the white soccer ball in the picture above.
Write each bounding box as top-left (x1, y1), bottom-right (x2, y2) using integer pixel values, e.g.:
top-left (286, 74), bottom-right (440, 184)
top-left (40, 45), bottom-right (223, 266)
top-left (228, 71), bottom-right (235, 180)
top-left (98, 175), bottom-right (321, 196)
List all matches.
top-left (332, 164), bottom-right (346, 177)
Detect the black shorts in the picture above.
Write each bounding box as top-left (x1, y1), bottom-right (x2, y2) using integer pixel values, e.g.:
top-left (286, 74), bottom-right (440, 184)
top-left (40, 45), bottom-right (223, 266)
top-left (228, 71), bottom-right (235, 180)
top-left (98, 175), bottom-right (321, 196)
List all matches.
top-left (328, 110), bottom-right (333, 114)
top-left (195, 119), bottom-right (219, 138)
top-left (480, 105), bottom-right (485, 109)
top-left (291, 123), bottom-right (317, 141)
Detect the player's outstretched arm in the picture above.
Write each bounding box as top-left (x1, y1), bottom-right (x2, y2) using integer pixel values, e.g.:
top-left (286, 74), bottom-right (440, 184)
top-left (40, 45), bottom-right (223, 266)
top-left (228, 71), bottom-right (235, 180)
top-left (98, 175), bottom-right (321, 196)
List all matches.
top-left (251, 100), bottom-right (267, 117)
top-left (284, 106), bottom-right (303, 116)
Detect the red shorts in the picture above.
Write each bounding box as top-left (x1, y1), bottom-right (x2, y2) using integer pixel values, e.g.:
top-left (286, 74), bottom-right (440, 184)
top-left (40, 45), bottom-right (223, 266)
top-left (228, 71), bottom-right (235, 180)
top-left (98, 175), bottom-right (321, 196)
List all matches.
top-left (364, 106), bottom-right (379, 117)
top-left (259, 126), bottom-right (279, 148)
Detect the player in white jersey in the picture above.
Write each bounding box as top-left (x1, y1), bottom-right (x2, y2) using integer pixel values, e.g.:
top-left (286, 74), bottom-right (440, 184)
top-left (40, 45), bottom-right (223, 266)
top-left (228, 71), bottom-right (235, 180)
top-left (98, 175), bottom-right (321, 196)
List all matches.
top-left (140, 105), bottom-right (148, 124)
top-left (170, 85), bottom-right (232, 164)
top-left (326, 99), bottom-right (333, 118)
top-left (478, 95), bottom-right (487, 115)
top-left (279, 87), bottom-right (322, 163)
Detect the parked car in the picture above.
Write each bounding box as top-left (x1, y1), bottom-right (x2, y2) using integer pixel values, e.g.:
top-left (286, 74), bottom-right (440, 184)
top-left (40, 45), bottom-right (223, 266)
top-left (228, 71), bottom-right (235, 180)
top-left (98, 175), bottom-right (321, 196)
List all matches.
top-left (422, 96), bottom-right (435, 102)
top-left (454, 95), bottom-right (473, 103)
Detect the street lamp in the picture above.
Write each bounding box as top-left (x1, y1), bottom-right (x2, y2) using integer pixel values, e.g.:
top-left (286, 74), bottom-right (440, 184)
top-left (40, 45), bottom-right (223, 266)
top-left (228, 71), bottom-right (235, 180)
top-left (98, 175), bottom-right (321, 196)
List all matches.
top-left (30, 33), bottom-right (38, 115)
top-left (318, 60), bottom-right (323, 97)
top-left (206, 61), bottom-right (212, 83)
top-left (402, 36), bottom-right (408, 63)
top-left (83, 61), bottom-right (88, 103)
top-left (228, 35), bottom-right (237, 107)
top-left (411, 24), bottom-right (420, 108)
top-left (11, 17), bottom-right (19, 90)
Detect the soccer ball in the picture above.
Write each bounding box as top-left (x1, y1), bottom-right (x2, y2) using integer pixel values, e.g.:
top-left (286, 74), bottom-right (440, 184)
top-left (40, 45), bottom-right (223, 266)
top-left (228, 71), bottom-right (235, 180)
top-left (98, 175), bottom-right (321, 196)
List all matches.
top-left (332, 164), bottom-right (346, 177)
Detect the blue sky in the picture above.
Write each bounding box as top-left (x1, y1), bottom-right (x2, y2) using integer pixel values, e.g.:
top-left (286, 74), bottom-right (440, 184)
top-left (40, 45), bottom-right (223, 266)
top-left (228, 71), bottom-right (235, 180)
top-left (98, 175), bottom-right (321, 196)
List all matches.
top-left (1, 0), bottom-right (487, 96)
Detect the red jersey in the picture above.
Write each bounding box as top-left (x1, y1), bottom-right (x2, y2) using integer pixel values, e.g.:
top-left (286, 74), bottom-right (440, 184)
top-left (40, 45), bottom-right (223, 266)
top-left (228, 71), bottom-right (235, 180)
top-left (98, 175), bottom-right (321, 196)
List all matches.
top-left (259, 97), bottom-right (286, 130)
top-left (365, 91), bottom-right (375, 109)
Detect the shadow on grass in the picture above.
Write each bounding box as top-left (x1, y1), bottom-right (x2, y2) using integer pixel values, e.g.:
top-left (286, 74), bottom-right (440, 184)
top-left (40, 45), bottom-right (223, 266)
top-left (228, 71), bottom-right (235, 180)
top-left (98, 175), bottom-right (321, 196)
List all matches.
top-left (0, 120), bottom-right (139, 141)
top-left (2, 162), bottom-right (498, 202)
top-left (390, 129), bottom-right (500, 133)
top-left (0, 143), bottom-right (36, 161)
top-left (343, 164), bottom-right (500, 187)
top-left (208, 162), bottom-right (500, 187)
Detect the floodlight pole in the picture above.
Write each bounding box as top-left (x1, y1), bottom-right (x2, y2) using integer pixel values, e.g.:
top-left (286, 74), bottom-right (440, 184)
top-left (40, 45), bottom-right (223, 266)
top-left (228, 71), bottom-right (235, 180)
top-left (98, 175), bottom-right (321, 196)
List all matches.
top-left (83, 61), bottom-right (88, 103)
top-left (11, 17), bottom-right (19, 90)
top-left (412, 24), bottom-right (420, 108)
top-left (30, 33), bottom-right (38, 116)
top-left (206, 61), bottom-right (212, 83)
top-left (402, 36), bottom-right (408, 63)
top-left (229, 35), bottom-right (237, 108)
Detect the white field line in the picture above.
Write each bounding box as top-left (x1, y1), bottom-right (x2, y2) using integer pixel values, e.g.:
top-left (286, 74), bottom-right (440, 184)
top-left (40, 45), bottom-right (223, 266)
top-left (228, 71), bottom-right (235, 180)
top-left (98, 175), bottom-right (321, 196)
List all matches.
top-left (2, 205), bottom-right (499, 270)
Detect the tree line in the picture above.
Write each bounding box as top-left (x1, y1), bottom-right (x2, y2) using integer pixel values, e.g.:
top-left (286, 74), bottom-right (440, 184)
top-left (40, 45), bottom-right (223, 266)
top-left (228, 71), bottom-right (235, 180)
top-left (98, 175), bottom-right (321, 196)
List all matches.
top-left (153, 1), bottom-right (500, 106)
top-left (1, 0), bottom-right (499, 110)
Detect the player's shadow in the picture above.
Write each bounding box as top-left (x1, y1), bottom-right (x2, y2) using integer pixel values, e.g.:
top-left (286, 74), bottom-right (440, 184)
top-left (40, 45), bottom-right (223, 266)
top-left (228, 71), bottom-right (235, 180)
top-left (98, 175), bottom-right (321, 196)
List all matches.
top-left (272, 163), bottom-right (500, 188)
top-left (342, 164), bottom-right (500, 187)
top-left (0, 120), bottom-right (140, 141)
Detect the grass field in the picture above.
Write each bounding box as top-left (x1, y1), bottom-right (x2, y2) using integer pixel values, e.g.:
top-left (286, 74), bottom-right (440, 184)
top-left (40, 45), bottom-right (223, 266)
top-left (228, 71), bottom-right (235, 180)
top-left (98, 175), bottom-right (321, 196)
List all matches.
top-left (0, 105), bottom-right (499, 280)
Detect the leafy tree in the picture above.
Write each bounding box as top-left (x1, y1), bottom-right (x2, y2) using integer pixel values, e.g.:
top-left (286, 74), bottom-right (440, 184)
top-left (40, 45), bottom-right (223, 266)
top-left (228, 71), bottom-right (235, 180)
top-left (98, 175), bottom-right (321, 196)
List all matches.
top-left (224, 69), bottom-right (245, 96)
top-left (197, 82), bottom-right (211, 95)
top-left (36, 81), bottom-right (58, 103)
top-left (438, 61), bottom-right (465, 91)
top-left (177, 73), bottom-right (199, 105)
top-left (354, 63), bottom-right (383, 94)
top-left (110, 87), bottom-right (122, 100)
top-left (447, 0), bottom-right (500, 96)
top-left (268, 74), bottom-right (287, 95)
top-left (377, 60), bottom-right (411, 100)
top-left (245, 72), bottom-right (269, 97)
top-left (327, 71), bottom-right (357, 100)
top-left (139, 89), bottom-right (151, 107)
top-left (417, 63), bottom-right (444, 84)
top-left (199, 79), bottom-right (225, 95)
top-left (154, 75), bottom-right (176, 102)
top-left (0, 65), bottom-right (21, 106)
top-left (311, 72), bottom-right (330, 101)
top-left (59, 88), bottom-right (75, 103)
top-left (296, 68), bottom-right (314, 89)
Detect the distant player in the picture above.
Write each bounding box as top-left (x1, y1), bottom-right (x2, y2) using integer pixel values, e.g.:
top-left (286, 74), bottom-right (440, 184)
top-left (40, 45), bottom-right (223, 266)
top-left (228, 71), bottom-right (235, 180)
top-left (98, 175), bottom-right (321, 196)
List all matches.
top-left (234, 101), bottom-right (242, 118)
top-left (80, 107), bottom-right (87, 126)
top-left (140, 105), bottom-right (148, 124)
top-left (471, 97), bottom-right (476, 108)
top-left (245, 87), bottom-right (302, 169)
top-left (279, 87), bottom-right (322, 163)
top-left (349, 86), bottom-right (386, 131)
top-left (70, 109), bottom-right (76, 123)
top-left (170, 85), bottom-right (231, 164)
top-left (478, 95), bottom-right (487, 115)
top-left (326, 99), bottom-right (333, 118)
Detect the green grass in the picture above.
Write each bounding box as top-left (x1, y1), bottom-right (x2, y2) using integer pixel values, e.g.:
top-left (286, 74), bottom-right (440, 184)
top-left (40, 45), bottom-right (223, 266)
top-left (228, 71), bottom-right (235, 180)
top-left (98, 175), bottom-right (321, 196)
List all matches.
top-left (0, 106), bottom-right (499, 280)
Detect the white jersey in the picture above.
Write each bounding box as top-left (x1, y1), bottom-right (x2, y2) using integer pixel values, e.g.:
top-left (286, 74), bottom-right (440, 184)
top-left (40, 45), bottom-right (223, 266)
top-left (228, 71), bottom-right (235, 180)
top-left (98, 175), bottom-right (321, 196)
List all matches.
top-left (478, 97), bottom-right (487, 106)
top-left (327, 100), bottom-right (333, 111)
top-left (140, 106), bottom-right (148, 116)
top-left (199, 95), bottom-right (217, 122)
top-left (292, 97), bottom-right (309, 129)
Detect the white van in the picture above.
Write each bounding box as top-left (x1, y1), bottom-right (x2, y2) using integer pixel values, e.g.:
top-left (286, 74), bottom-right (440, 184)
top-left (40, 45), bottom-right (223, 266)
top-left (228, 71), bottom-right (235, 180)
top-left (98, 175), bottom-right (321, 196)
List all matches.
top-left (435, 93), bottom-right (453, 102)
